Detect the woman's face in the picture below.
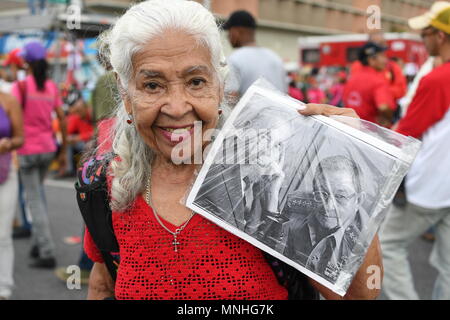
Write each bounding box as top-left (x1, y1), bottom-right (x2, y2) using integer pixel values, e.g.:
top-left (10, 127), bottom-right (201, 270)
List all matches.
top-left (123, 29), bottom-right (222, 163)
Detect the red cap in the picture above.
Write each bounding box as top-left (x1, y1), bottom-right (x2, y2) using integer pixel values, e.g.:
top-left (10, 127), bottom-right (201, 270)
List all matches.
top-left (2, 48), bottom-right (24, 68)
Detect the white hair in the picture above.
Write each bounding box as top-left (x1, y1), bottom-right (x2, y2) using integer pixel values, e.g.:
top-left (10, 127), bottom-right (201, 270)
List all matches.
top-left (104, 0), bottom-right (228, 88)
top-left (97, 0), bottom-right (231, 212)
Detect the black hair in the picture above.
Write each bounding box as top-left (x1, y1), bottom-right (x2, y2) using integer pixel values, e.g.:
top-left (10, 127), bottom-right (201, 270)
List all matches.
top-left (358, 47), bottom-right (369, 66)
top-left (28, 59), bottom-right (48, 91)
top-left (360, 58), bottom-right (369, 66)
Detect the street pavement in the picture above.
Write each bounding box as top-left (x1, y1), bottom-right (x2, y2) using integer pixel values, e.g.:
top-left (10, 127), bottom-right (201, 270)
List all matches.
top-left (11, 178), bottom-right (87, 300)
top-left (10, 178), bottom-right (438, 300)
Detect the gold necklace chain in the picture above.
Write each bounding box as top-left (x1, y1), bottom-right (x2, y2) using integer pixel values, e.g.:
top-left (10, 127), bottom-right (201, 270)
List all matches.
top-left (145, 175), bottom-right (195, 252)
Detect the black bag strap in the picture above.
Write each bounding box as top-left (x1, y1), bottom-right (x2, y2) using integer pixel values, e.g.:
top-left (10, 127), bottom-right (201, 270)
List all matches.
top-left (75, 152), bottom-right (119, 282)
top-left (100, 249), bottom-right (118, 283)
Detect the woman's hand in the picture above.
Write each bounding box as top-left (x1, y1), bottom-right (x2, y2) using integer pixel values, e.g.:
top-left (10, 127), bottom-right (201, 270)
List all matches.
top-left (299, 104), bottom-right (359, 119)
top-left (87, 262), bottom-right (115, 300)
top-left (0, 138), bottom-right (12, 154)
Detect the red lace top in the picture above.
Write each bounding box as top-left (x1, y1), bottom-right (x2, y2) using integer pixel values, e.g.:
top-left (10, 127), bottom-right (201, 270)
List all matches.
top-left (84, 195), bottom-right (288, 300)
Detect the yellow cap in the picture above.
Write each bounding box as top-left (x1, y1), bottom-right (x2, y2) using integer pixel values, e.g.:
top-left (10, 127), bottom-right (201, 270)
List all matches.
top-left (408, 1), bottom-right (450, 34)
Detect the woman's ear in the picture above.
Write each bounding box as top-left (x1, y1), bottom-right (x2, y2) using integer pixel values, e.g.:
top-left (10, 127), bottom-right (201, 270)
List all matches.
top-left (220, 82), bottom-right (225, 101)
top-left (216, 80), bottom-right (225, 108)
top-left (117, 76), bottom-right (132, 114)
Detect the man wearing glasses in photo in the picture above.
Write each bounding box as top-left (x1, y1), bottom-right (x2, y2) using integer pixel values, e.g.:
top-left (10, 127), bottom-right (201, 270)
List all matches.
top-left (284, 156), bottom-right (368, 283)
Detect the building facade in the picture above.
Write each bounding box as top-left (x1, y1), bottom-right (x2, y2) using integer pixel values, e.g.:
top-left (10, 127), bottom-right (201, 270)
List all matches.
top-left (198, 0), bottom-right (433, 62)
top-left (0, 0), bottom-right (434, 63)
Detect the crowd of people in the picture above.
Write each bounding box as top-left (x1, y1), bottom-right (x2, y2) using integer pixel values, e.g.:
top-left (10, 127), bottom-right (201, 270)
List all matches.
top-left (0, 38), bottom-right (116, 299)
top-left (0, 0), bottom-right (449, 301)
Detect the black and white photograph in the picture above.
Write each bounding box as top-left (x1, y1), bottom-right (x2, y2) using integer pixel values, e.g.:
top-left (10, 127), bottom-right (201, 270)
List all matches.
top-left (186, 84), bottom-right (421, 296)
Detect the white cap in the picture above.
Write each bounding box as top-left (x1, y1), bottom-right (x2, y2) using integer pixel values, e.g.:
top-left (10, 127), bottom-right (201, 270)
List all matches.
top-left (408, 1), bottom-right (450, 30)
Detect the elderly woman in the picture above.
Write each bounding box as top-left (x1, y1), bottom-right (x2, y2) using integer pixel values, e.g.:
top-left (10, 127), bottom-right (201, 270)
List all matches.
top-left (85, 0), bottom-right (382, 300)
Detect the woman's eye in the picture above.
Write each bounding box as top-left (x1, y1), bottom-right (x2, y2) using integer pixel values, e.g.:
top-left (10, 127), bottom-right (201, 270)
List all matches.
top-left (144, 82), bottom-right (161, 91)
top-left (189, 78), bottom-right (206, 88)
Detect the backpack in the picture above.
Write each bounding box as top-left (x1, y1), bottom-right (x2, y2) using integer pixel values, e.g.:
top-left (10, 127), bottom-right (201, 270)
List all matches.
top-left (75, 155), bottom-right (319, 300)
top-left (75, 153), bottom-right (119, 281)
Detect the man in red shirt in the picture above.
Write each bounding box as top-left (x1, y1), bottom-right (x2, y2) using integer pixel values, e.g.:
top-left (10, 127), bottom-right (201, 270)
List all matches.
top-left (380, 1), bottom-right (450, 300)
top-left (63, 90), bottom-right (94, 176)
top-left (343, 42), bottom-right (396, 127)
top-left (350, 32), bottom-right (407, 103)
top-left (67, 101), bottom-right (94, 144)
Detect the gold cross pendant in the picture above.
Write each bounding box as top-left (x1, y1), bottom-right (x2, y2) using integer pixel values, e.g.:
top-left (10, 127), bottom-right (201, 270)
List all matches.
top-left (173, 235), bottom-right (180, 252)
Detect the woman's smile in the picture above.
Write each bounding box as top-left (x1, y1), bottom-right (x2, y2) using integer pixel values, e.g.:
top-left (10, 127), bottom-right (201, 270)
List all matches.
top-left (156, 124), bottom-right (195, 145)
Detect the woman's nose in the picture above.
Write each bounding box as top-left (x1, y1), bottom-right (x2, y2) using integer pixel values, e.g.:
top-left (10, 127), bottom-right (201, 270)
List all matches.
top-left (162, 83), bottom-right (193, 118)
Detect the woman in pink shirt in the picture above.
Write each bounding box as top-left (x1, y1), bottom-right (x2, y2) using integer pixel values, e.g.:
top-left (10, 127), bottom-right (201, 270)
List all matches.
top-left (11, 42), bottom-right (67, 269)
top-left (288, 80), bottom-right (305, 101)
top-left (306, 75), bottom-right (327, 104)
